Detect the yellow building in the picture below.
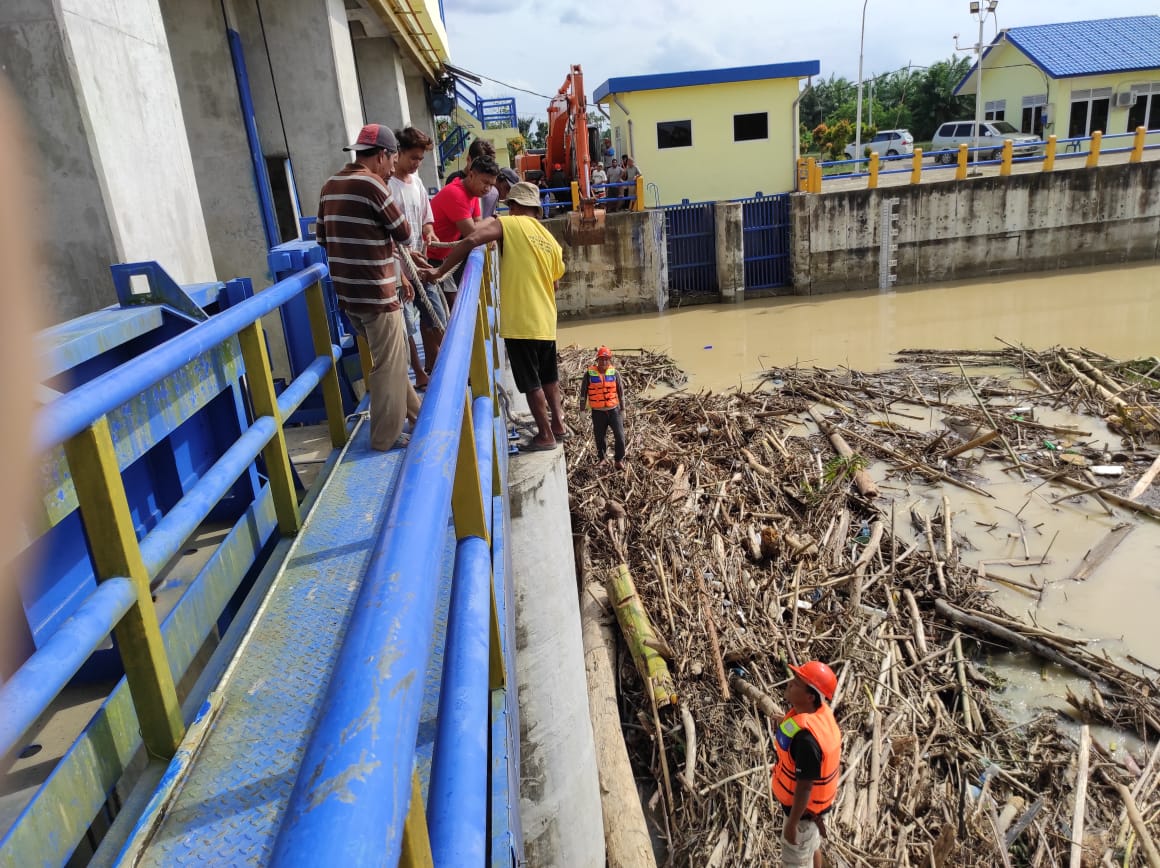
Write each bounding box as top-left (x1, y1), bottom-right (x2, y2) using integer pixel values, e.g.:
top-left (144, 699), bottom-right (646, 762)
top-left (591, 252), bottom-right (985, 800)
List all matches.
top-left (593, 61), bottom-right (819, 206)
top-left (955, 15), bottom-right (1160, 145)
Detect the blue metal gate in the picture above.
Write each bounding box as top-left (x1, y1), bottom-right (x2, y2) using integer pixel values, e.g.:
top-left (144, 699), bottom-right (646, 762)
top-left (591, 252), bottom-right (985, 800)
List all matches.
top-left (662, 201), bottom-right (717, 298)
top-left (739, 193), bottom-right (791, 291)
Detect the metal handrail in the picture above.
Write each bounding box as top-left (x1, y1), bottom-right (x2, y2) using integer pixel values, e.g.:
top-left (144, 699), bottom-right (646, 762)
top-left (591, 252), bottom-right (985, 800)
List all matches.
top-left (37, 263), bottom-right (329, 450)
top-left (271, 248), bottom-right (492, 864)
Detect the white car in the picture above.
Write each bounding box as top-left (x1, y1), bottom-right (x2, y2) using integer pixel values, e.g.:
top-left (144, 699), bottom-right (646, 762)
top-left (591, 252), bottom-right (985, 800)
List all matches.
top-left (931, 120), bottom-right (1042, 163)
top-left (844, 129), bottom-right (914, 160)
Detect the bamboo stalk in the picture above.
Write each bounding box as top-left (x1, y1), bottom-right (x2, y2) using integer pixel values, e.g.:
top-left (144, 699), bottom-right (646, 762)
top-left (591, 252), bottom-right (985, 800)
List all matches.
top-left (1109, 779), bottom-right (1160, 868)
top-left (957, 362), bottom-right (1027, 480)
top-left (1129, 454), bottom-right (1160, 501)
top-left (694, 566), bottom-right (730, 701)
top-left (1069, 725), bottom-right (1090, 868)
top-left (943, 429), bottom-right (999, 459)
top-left (841, 428), bottom-right (993, 498)
top-left (607, 563), bottom-right (677, 707)
top-left (808, 407), bottom-right (880, 498)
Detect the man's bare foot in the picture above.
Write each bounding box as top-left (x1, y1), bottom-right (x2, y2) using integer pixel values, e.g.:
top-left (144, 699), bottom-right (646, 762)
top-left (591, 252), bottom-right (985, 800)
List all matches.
top-left (615, 459), bottom-right (626, 470)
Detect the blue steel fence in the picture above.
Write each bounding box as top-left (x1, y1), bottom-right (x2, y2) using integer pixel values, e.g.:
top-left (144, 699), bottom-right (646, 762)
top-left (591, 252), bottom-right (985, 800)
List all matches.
top-left (2, 264), bottom-right (346, 866)
top-left (269, 247), bottom-right (518, 866)
top-left (662, 200), bottom-right (717, 298)
top-left (738, 193), bottom-right (792, 291)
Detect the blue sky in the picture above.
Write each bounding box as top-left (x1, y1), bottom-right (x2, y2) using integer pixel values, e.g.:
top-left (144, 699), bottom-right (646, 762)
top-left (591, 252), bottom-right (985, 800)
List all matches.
top-left (443, 1), bottom-right (1160, 114)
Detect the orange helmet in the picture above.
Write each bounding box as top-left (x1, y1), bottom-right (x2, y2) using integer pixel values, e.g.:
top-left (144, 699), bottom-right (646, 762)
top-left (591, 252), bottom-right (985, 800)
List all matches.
top-left (789, 661), bottom-right (837, 701)
top-left (595, 346), bottom-right (613, 359)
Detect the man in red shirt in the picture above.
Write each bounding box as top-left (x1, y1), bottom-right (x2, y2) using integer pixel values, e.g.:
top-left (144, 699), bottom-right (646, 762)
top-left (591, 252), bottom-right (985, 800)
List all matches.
top-left (317, 123), bottom-right (419, 452)
top-left (429, 155), bottom-right (499, 303)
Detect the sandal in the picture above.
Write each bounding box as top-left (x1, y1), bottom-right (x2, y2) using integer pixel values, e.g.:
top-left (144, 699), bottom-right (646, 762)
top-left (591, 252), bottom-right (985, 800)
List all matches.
top-left (521, 439), bottom-right (559, 453)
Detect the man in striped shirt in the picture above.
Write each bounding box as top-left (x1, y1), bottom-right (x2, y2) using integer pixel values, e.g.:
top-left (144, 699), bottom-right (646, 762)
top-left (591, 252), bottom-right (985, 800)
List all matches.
top-left (317, 123), bottom-right (420, 451)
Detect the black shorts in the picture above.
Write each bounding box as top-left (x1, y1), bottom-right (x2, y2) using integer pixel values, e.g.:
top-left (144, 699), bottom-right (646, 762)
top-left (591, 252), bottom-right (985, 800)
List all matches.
top-left (506, 338), bottom-right (558, 393)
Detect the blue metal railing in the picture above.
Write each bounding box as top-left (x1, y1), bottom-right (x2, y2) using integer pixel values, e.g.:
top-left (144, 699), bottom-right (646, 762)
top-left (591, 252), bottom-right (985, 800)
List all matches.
top-left (271, 247), bottom-right (507, 864)
top-left (0, 263), bottom-right (346, 862)
top-left (479, 97), bottom-right (517, 129)
top-left (439, 124), bottom-right (470, 164)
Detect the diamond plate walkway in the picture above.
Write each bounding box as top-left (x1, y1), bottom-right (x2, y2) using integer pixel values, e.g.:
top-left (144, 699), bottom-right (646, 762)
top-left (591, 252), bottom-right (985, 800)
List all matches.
top-left (121, 418), bottom-right (455, 865)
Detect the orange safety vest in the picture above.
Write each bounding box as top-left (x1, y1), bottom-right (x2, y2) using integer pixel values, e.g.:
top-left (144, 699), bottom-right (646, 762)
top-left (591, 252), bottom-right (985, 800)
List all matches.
top-left (771, 704), bottom-right (841, 814)
top-left (585, 366), bottom-right (620, 410)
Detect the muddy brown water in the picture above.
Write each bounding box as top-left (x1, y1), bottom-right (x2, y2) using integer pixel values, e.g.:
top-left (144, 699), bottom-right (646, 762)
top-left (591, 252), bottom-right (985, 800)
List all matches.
top-left (559, 262), bottom-right (1160, 740)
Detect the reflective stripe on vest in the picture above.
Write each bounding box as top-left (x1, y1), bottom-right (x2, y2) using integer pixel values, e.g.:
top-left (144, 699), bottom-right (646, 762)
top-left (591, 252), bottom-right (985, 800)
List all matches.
top-left (586, 367), bottom-right (619, 410)
top-left (771, 704), bottom-right (841, 813)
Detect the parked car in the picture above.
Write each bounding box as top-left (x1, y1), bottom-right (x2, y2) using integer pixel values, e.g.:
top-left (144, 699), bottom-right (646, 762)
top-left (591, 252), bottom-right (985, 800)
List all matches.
top-left (931, 120), bottom-right (1042, 162)
top-left (844, 129), bottom-right (914, 160)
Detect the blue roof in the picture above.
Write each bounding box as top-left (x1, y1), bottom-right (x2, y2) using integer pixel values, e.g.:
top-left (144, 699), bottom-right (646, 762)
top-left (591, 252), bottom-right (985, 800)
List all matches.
top-left (593, 61), bottom-right (820, 103)
top-left (955, 15), bottom-right (1160, 92)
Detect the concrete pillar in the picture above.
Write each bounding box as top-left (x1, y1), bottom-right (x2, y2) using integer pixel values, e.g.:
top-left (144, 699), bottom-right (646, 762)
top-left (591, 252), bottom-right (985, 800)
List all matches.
top-left (405, 69), bottom-right (440, 191)
top-left (233, 0), bottom-right (364, 217)
top-left (790, 191), bottom-right (815, 295)
top-left (0, 0), bottom-right (216, 323)
top-left (353, 37), bottom-right (409, 129)
top-left (715, 200), bottom-right (745, 302)
top-left (506, 379), bottom-right (604, 868)
top-left (157, 0), bottom-right (291, 377)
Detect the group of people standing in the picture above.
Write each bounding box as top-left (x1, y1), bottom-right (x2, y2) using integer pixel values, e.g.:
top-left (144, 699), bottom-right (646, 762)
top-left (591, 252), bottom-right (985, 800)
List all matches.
top-left (591, 154), bottom-right (640, 211)
top-left (317, 122), bottom-right (566, 454)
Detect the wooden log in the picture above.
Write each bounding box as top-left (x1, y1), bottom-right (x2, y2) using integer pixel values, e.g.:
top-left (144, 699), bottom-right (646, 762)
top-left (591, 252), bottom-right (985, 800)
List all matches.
top-left (694, 566), bottom-right (730, 701)
top-left (729, 673), bottom-right (781, 721)
top-left (933, 599), bottom-right (1108, 687)
top-left (841, 428), bottom-right (994, 498)
top-left (850, 520), bottom-right (884, 611)
top-left (1109, 779), bottom-right (1160, 868)
top-left (607, 563), bottom-right (678, 707)
top-left (1129, 454), bottom-right (1160, 501)
top-left (807, 408), bottom-right (879, 498)
top-left (1070, 523), bottom-right (1134, 581)
top-left (1069, 725), bottom-right (1090, 868)
top-left (1054, 475), bottom-right (1160, 522)
top-left (580, 583), bottom-right (659, 868)
top-left (943, 429), bottom-right (999, 459)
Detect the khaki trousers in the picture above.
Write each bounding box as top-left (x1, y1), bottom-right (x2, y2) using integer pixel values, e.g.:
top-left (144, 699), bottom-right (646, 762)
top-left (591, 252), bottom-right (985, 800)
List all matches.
top-left (347, 308), bottom-right (421, 451)
top-left (780, 818), bottom-right (822, 868)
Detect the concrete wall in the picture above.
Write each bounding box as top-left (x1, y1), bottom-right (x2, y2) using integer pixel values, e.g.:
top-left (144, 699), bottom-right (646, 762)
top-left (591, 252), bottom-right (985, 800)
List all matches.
top-left (790, 161), bottom-right (1160, 294)
top-left (1, 0), bottom-right (216, 322)
top-left (404, 67), bottom-right (439, 191)
top-left (353, 36), bottom-right (409, 128)
top-left (602, 76), bottom-right (803, 205)
top-left (549, 210), bottom-right (668, 319)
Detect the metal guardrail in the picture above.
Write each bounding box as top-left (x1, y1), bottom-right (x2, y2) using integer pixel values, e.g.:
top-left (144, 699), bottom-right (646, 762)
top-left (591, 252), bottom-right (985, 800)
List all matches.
top-left (537, 178), bottom-right (646, 215)
top-left (800, 126), bottom-right (1160, 192)
top-left (271, 247), bottom-right (510, 865)
top-left (0, 264), bottom-right (347, 861)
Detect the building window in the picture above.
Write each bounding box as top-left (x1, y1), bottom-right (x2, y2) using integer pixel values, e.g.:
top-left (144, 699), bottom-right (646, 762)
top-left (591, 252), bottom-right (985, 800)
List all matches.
top-left (1127, 83), bottom-right (1160, 132)
top-left (984, 99), bottom-right (1006, 122)
top-left (1068, 88), bottom-right (1112, 138)
top-left (1021, 94), bottom-right (1047, 136)
top-left (733, 112), bottom-right (768, 142)
top-left (657, 120), bottom-right (693, 149)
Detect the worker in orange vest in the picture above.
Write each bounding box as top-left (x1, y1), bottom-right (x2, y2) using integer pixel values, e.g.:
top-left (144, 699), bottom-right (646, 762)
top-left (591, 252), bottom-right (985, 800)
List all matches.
top-left (773, 661), bottom-right (842, 868)
top-left (579, 346), bottom-right (626, 469)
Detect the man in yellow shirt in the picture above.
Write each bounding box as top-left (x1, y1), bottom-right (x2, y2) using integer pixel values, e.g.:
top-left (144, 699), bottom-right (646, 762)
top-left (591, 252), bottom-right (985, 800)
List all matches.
top-left (419, 182), bottom-right (567, 450)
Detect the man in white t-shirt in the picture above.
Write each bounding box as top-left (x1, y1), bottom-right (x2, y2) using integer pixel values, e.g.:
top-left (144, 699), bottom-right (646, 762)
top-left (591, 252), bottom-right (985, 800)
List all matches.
top-left (591, 163), bottom-right (607, 200)
top-left (390, 126), bottom-right (441, 386)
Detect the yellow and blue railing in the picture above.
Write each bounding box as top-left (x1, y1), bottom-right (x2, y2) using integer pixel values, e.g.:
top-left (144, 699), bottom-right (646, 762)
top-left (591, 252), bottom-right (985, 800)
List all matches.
top-left (801, 125), bottom-right (1160, 192)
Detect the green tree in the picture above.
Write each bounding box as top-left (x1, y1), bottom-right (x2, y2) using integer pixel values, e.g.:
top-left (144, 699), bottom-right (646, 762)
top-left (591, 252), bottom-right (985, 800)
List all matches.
top-left (517, 115), bottom-right (536, 138)
top-left (800, 74), bottom-right (856, 129)
top-left (907, 56), bottom-right (973, 140)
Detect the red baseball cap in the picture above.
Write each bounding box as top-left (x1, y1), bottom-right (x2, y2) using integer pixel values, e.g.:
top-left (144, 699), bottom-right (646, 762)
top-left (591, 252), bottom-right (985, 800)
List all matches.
top-left (344, 123), bottom-right (399, 153)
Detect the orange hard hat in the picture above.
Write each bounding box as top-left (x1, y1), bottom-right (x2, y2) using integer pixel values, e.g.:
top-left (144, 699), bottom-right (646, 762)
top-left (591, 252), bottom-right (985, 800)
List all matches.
top-left (554, 163), bottom-right (563, 171)
top-left (789, 661), bottom-right (837, 701)
top-left (596, 346), bottom-right (613, 359)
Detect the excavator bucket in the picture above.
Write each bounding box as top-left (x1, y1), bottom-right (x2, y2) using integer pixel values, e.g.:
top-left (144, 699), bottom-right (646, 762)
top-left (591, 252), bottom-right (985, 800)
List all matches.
top-left (565, 198), bottom-right (606, 246)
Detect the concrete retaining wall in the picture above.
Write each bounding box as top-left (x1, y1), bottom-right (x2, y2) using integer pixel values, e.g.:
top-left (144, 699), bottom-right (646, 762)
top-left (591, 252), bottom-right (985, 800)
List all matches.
top-left (549, 210), bottom-right (668, 319)
top-left (791, 161), bottom-right (1160, 295)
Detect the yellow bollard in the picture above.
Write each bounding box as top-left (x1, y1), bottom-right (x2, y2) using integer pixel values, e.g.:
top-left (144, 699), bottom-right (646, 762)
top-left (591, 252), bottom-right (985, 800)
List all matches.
top-left (910, 147), bottom-right (923, 185)
top-left (570, 180), bottom-right (580, 210)
top-left (867, 151), bottom-right (879, 189)
top-left (633, 174), bottom-right (645, 211)
top-left (1086, 131), bottom-right (1102, 168)
top-left (1044, 135), bottom-right (1057, 172)
top-left (1000, 139), bottom-right (1013, 176)
top-left (1131, 125), bottom-right (1146, 163)
top-left (806, 157), bottom-right (819, 193)
top-left (796, 157), bottom-right (809, 191)
top-left (955, 144), bottom-right (968, 181)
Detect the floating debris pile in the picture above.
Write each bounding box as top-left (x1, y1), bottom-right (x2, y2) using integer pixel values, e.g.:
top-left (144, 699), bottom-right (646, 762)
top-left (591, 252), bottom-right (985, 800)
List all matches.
top-left (559, 344), bottom-right (1160, 867)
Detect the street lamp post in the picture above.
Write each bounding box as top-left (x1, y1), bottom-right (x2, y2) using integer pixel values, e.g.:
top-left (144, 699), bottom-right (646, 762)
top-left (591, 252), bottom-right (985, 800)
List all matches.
top-left (965, 0), bottom-right (998, 159)
top-left (854, 0), bottom-right (870, 159)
